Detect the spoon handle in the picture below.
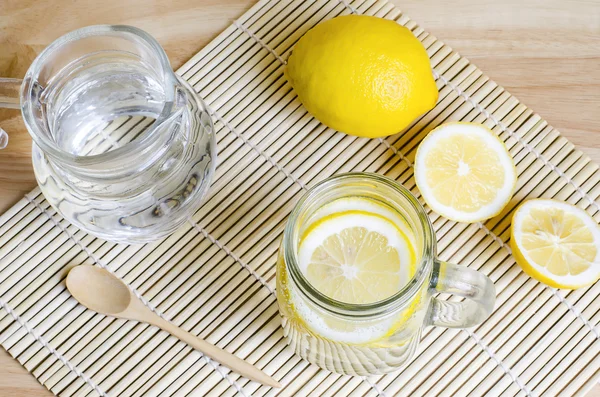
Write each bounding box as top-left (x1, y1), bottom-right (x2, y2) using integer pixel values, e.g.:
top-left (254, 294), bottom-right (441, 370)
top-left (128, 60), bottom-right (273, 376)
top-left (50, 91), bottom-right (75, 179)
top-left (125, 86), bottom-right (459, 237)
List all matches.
top-left (152, 316), bottom-right (280, 388)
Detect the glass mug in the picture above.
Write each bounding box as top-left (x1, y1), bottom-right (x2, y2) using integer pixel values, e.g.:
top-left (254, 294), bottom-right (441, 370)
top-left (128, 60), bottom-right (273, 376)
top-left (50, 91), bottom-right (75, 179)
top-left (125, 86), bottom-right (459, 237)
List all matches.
top-left (0, 25), bottom-right (216, 243)
top-left (276, 173), bottom-right (496, 375)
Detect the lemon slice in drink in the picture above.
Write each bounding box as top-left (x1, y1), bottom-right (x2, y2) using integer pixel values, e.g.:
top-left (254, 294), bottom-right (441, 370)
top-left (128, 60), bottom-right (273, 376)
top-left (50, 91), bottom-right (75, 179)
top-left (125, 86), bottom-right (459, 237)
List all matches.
top-left (298, 210), bottom-right (416, 304)
top-left (414, 122), bottom-right (517, 223)
top-left (511, 199), bottom-right (600, 289)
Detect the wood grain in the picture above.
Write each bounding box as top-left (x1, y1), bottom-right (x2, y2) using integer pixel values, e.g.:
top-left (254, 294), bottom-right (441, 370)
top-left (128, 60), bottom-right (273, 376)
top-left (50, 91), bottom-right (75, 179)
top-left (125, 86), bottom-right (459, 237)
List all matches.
top-left (0, 0), bottom-right (598, 396)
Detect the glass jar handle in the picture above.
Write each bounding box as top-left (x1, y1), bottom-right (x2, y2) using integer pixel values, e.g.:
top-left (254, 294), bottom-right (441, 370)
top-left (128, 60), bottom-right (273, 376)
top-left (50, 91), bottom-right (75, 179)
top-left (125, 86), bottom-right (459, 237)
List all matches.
top-left (0, 77), bottom-right (23, 149)
top-left (429, 260), bottom-right (496, 328)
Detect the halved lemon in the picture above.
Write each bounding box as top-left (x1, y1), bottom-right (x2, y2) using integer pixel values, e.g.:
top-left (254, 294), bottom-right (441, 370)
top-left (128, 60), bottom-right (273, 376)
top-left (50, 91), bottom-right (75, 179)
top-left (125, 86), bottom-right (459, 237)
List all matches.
top-left (511, 199), bottom-right (600, 289)
top-left (414, 122), bottom-right (517, 223)
top-left (298, 210), bottom-right (416, 304)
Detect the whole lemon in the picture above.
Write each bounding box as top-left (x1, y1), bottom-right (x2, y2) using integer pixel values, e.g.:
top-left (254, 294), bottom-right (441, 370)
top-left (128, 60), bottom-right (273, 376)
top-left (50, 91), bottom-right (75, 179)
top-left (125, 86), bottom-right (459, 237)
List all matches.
top-left (286, 15), bottom-right (438, 138)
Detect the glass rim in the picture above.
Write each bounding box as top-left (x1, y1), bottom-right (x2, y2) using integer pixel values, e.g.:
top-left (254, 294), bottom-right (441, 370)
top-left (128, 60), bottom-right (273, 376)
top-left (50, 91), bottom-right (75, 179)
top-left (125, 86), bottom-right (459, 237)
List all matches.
top-left (20, 24), bottom-right (180, 167)
top-left (283, 172), bottom-right (436, 318)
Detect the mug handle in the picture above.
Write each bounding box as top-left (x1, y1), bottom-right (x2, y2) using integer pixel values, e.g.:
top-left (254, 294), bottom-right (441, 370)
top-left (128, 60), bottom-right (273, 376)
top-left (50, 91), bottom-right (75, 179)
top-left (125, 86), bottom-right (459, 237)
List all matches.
top-left (428, 260), bottom-right (496, 328)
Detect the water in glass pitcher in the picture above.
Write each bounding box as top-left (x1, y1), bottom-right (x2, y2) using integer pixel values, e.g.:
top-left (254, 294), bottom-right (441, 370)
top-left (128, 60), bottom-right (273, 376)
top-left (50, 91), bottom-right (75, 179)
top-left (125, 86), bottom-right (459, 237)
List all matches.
top-left (42, 52), bottom-right (166, 156)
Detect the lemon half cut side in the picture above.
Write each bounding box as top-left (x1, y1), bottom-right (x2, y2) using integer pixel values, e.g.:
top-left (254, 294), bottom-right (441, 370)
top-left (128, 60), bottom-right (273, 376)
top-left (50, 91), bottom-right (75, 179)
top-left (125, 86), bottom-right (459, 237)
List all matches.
top-left (415, 122), bottom-right (517, 223)
top-left (511, 199), bottom-right (600, 289)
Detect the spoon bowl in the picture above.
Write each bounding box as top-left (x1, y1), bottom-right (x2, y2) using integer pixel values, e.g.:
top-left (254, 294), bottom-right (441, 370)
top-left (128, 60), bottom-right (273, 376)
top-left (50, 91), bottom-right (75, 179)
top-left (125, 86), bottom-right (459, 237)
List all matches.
top-left (67, 265), bottom-right (131, 315)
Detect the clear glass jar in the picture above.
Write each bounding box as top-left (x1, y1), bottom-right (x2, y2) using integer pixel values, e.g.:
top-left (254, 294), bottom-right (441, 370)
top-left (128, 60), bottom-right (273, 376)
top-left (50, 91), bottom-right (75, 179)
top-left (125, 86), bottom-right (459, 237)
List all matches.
top-left (18, 25), bottom-right (216, 244)
top-left (277, 173), bottom-right (496, 375)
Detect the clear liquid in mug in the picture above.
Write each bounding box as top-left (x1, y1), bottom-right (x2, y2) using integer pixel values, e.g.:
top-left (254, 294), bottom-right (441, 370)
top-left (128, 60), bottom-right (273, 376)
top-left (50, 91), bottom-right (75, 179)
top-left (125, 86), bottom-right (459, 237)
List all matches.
top-left (277, 196), bottom-right (429, 375)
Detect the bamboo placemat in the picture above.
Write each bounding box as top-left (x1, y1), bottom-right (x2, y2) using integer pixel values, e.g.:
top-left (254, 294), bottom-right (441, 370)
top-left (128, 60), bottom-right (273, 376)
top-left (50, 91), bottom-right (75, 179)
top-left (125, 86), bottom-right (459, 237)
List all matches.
top-left (1, 0), bottom-right (600, 396)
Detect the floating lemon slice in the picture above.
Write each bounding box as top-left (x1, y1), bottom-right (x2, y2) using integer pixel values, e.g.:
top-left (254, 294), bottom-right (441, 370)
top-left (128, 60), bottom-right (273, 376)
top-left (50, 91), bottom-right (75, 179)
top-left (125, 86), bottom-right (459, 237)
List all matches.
top-left (415, 122), bottom-right (517, 223)
top-left (511, 199), bottom-right (600, 289)
top-left (298, 210), bottom-right (415, 304)
top-left (288, 199), bottom-right (419, 344)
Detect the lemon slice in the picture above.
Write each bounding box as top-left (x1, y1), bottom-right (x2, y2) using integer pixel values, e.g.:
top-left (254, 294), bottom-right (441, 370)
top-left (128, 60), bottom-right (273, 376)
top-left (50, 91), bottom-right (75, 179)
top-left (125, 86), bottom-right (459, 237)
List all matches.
top-left (511, 199), bottom-right (600, 289)
top-left (415, 122), bottom-right (517, 223)
top-left (298, 210), bottom-right (415, 304)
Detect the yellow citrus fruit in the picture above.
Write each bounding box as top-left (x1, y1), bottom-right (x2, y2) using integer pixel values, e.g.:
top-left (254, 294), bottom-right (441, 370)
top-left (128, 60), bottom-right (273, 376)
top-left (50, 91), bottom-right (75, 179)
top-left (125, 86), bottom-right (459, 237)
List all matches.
top-left (414, 122), bottom-right (517, 223)
top-left (285, 15), bottom-right (438, 138)
top-left (511, 199), bottom-right (600, 289)
top-left (298, 210), bottom-right (416, 304)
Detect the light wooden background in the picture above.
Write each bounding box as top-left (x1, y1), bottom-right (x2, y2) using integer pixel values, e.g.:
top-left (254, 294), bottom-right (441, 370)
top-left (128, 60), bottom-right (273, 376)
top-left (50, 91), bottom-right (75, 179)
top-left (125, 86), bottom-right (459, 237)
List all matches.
top-left (0, 0), bottom-right (598, 396)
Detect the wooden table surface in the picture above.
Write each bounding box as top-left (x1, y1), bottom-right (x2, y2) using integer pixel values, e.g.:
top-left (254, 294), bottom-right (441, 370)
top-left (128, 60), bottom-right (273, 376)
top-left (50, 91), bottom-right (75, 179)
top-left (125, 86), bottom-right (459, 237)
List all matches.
top-left (0, 0), bottom-right (599, 396)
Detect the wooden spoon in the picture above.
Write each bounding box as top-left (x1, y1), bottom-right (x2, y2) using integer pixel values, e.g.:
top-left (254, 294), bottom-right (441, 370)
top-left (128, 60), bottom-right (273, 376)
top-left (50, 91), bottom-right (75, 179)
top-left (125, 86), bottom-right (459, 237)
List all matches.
top-left (66, 265), bottom-right (280, 388)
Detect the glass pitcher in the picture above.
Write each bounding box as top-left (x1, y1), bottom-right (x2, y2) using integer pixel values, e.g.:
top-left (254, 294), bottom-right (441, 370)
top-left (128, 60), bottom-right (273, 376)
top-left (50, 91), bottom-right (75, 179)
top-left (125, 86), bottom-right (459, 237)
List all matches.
top-left (0, 25), bottom-right (216, 244)
top-left (276, 173), bottom-right (496, 375)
